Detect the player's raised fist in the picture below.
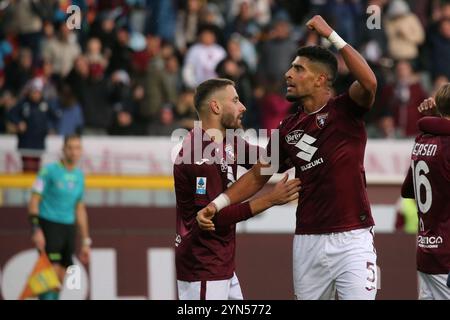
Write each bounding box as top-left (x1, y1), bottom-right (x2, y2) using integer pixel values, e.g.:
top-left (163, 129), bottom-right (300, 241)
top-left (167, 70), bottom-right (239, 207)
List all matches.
top-left (306, 15), bottom-right (333, 38)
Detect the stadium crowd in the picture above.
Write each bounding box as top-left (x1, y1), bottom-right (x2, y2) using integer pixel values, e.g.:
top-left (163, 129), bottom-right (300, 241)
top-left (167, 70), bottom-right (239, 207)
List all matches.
top-left (0, 0), bottom-right (449, 142)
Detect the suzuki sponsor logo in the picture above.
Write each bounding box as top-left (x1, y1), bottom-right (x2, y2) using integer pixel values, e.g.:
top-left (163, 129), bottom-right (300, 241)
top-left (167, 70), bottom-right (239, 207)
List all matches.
top-left (300, 157), bottom-right (324, 172)
top-left (295, 133), bottom-right (319, 163)
top-left (417, 235), bottom-right (443, 248)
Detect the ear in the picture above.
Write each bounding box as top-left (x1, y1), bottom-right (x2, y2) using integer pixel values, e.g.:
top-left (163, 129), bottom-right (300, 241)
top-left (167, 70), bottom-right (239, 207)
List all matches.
top-left (209, 99), bottom-right (221, 115)
top-left (315, 74), bottom-right (328, 87)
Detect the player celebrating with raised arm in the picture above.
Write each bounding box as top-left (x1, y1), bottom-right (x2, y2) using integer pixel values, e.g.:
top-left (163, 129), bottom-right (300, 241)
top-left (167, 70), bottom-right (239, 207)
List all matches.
top-left (174, 78), bottom-right (300, 300)
top-left (401, 85), bottom-right (450, 300)
top-left (28, 134), bottom-right (91, 300)
top-left (198, 16), bottom-right (379, 300)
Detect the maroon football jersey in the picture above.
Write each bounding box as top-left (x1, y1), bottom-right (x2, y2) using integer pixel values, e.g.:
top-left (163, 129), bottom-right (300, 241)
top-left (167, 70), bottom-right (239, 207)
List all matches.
top-left (174, 128), bottom-right (254, 281)
top-left (268, 92), bottom-right (375, 234)
top-left (401, 117), bottom-right (450, 274)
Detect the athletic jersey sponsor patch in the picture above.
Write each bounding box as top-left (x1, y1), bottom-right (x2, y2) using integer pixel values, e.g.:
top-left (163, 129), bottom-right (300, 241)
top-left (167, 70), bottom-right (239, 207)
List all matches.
top-left (196, 177), bottom-right (207, 194)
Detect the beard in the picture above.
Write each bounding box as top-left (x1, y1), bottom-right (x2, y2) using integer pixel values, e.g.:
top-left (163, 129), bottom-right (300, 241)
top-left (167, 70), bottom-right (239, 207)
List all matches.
top-left (285, 92), bottom-right (299, 102)
top-left (221, 112), bottom-right (242, 130)
top-left (286, 89), bottom-right (308, 103)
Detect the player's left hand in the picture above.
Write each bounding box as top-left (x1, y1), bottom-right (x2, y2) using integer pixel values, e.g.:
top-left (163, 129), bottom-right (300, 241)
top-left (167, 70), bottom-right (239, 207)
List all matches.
top-left (306, 15), bottom-right (334, 38)
top-left (79, 245), bottom-right (90, 264)
top-left (197, 203), bottom-right (217, 231)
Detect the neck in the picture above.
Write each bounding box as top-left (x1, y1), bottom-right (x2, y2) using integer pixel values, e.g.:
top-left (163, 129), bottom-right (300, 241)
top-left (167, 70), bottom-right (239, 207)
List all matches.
top-left (301, 91), bottom-right (332, 114)
top-left (200, 116), bottom-right (225, 143)
top-left (62, 159), bottom-right (76, 170)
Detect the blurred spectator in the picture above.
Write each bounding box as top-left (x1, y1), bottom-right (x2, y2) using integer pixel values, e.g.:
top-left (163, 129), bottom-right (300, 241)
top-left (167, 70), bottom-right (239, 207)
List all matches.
top-left (128, 31), bottom-right (148, 75)
top-left (81, 61), bottom-right (112, 135)
top-left (385, 0), bottom-right (425, 61)
top-left (128, 0), bottom-right (147, 34)
top-left (9, 0), bottom-right (44, 63)
top-left (174, 89), bottom-right (197, 130)
top-left (107, 69), bottom-right (137, 135)
top-left (147, 103), bottom-right (179, 136)
top-left (42, 22), bottom-right (81, 78)
top-left (227, 0), bottom-right (271, 27)
top-left (412, 0), bottom-right (439, 28)
top-left (182, 25), bottom-right (226, 88)
top-left (201, 3), bottom-right (226, 29)
top-left (145, 0), bottom-right (177, 43)
top-left (359, 0), bottom-right (389, 67)
top-left (146, 34), bottom-right (163, 68)
top-left (257, 15), bottom-right (298, 89)
top-left (35, 59), bottom-right (59, 103)
top-left (226, 0), bottom-right (261, 40)
top-left (258, 79), bottom-right (292, 132)
top-left (324, 0), bottom-right (365, 47)
top-left (89, 11), bottom-right (117, 57)
top-left (4, 48), bottom-right (34, 95)
top-left (216, 38), bottom-right (253, 108)
top-left (31, 0), bottom-right (60, 23)
top-left (428, 15), bottom-right (450, 80)
top-left (85, 37), bottom-right (108, 71)
top-left (143, 53), bottom-right (181, 122)
top-left (65, 55), bottom-right (90, 110)
top-left (129, 83), bottom-right (147, 134)
top-left (429, 0), bottom-right (450, 25)
top-left (217, 57), bottom-right (255, 128)
top-left (107, 26), bottom-right (132, 73)
top-left (377, 60), bottom-right (428, 138)
top-left (228, 33), bottom-right (257, 73)
top-left (175, 0), bottom-right (206, 54)
top-left (6, 77), bottom-right (60, 172)
top-left (55, 82), bottom-right (84, 136)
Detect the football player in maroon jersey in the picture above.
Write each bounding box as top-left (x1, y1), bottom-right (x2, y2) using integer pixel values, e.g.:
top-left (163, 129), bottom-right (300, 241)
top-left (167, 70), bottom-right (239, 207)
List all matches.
top-left (174, 78), bottom-right (300, 299)
top-left (198, 16), bottom-right (379, 300)
top-left (401, 84), bottom-right (450, 299)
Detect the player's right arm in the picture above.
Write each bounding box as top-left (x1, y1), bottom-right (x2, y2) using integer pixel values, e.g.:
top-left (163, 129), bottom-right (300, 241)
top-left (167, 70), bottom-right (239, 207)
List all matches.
top-left (196, 161), bottom-right (274, 230)
top-left (306, 15), bottom-right (377, 109)
top-left (207, 173), bottom-right (300, 229)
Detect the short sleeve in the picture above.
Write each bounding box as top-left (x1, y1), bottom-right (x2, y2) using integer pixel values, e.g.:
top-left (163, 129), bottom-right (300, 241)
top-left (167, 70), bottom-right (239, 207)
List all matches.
top-left (31, 166), bottom-right (50, 195)
top-left (174, 162), bottom-right (196, 207)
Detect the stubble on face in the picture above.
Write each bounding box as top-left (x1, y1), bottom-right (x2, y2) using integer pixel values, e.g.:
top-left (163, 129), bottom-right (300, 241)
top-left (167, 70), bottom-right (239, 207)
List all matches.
top-left (221, 111), bottom-right (242, 130)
